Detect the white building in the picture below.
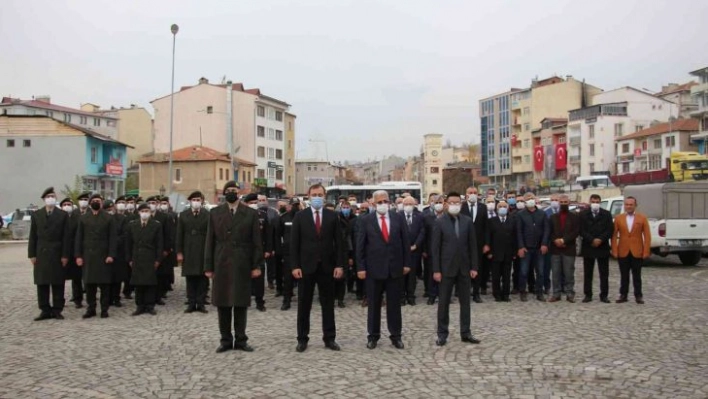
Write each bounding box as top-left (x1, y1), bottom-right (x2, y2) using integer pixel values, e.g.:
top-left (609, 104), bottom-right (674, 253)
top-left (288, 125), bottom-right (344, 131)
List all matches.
top-left (567, 87), bottom-right (677, 177)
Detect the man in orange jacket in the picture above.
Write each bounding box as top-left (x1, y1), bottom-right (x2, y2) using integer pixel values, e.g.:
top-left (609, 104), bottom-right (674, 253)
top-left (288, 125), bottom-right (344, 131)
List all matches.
top-left (611, 196), bottom-right (651, 304)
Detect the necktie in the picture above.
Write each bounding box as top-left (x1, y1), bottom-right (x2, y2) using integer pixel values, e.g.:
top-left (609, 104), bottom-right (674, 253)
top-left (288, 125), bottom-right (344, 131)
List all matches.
top-left (232, 208), bottom-right (236, 216)
top-left (142, 222), bottom-right (146, 228)
top-left (501, 217), bottom-right (505, 224)
top-left (454, 217), bottom-right (459, 238)
top-left (315, 211), bottom-right (321, 236)
top-left (407, 214), bottom-right (412, 226)
top-left (593, 212), bottom-right (597, 218)
top-left (380, 215), bottom-right (389, 242)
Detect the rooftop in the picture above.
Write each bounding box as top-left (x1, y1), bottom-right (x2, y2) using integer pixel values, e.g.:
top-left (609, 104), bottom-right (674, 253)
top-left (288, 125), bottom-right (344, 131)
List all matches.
top-left (152, 77), bottom-right (290, 106)
top-left (139, 145), bottom-right (256, 166)
top-left (656, 82), bottom-right (698, 96)
top-left (0, 115), bottom-right (132, 147)
top-left (615, 118), bottom-right (699, 142)
top-left (0, 97), bottom-right (118, 119)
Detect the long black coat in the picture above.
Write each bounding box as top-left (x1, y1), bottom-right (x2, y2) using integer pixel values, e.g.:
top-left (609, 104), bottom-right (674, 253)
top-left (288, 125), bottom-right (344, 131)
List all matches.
top-left (204, 203), bottom-right (264, 307)
top-left (176, 208), bottom-right (209, 276)
top-left (75, 210), bottom-right (117, 285)
top-left (112, 213), bottom-right (130, 282)
top-left (64, 211), bottom-right (81, 280)
top-left (125, 219), bottom-right (163, 286)
top-left (579, 208), bottom-right (614, 258)
top-left (152, 211), bottom-right (175, 276)
top-left (28, 207), bottom-right (70, 285)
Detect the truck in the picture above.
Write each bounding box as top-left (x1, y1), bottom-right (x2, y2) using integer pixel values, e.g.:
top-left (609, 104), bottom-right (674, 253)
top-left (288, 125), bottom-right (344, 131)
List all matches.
top-left (601, 182), bottom-right (708, 266)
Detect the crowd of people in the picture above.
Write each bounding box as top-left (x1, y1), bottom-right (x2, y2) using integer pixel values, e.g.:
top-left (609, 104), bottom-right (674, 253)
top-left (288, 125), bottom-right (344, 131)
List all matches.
top-left (27, 181), bottom-right (652, 352)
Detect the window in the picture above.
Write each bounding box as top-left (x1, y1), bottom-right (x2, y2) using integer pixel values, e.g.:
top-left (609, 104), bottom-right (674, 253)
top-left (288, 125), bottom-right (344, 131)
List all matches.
top-left (610, 200), bottom-right (622, 217)
top-left (45, 110), bottom-right (53, 117)
top-left (219, 168), bottom-right (224, 180)
top-left (207, 106), bottom-right (213, 114)
top-left (275, 111), bottom-right (283, 121)
top-left (524, 123), bottom-right (530, 131)
top-left (267, 128), bottom-right (275, 140)
top-left (288, 121), bottom-right (293, 130)
top-left (247, 171), bottom-right (251, 182)
top-left (654, 139), bottom-right (662, 149)
top-left (276, 170), bottom-right (283, 180)
top-left (276, 149), bottom-right (283, 160)
top-left (288, 159), bottom-right (292, 166)
top-left (523, 155), bottom-right (530, 164)
top-left (275, 130), bottom-right (283, 141)
top-left (589, 125), bottom-right (595, 139)
top-left (268, 148), bottom-right (275, 159)
top-left (90, 147), bottom-right (97, 163)
top-left (523, 139), bottom-right (530, 148)
top-left (257, 126), bottom-right (265, 138)
top-left (665, 136), bottom-right (675, 147)
top-left (225, 169), bottom-right (229, 181)
top-left (622, 163), bottom-right (630, 173)
top-left (307, 166), bottom-right (311, 171)
top-left (523, 107), bottom-right (530, 116)
top-left (64, 113), bottom-right (72, 123)
top-left (558, 136), bottom-right (566, 144)
top-left (622, 143), bottom-right (630, 153)
top-left (257, 169), bottom-right (265, 178)
top-left (589, 163), bottom-right (595, 172)
top-left (175, 168), bottom-right (182, 183)
top-left (257, 106), bottom-right (265, 117)
top-left (93, 118), bottom-right (100, 127)
top-left (649, 154), bottom-right (662, 170)
top-left (257, 146), bottom-right (265, 158)
top-left (614, 123), bottom-right (624, 137)
top-left (242, 171), bottom-right (246, 182)
top-left (80, 116), bottom-right (87, 124)
top-left (589, 144), bottom-right (595, 156)
top-left (432, 179), bottom-right (438, 186)
top-left (268, 168), bottom-right (275, 179)
top-left (107, 120), bottom-right (116, 127)
top-left (267, 108), bottom-right (276, 120)
top-left (288, 176), bottom-right (292, 184)
top-left (642, 141), bottom-right (648, 151)
top-left (635, 125), bottom-right (644, 132)
top-left (6, 139), bottom-right (14, 147)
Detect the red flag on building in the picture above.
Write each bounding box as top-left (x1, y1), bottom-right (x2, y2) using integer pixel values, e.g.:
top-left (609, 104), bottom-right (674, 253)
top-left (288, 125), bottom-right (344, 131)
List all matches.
top-left (556, 143), bottom-right (567, 170)
top-left (534, 145), bottom-right (544, 172)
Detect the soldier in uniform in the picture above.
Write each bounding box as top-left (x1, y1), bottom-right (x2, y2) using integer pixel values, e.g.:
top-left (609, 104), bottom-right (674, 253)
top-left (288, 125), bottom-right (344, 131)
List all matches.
top-left (277, 198), bottom-right (301, 310)
top-left (146, 196), bottom-right (170, 305)
top-left (176, 191), bottom-right (210, 313)
top-left (244, 193), bottom-right (272, 312)
top-left (125, 203), bottom-right (163, 315)
top-left (122, 196), bottom-right (138, 299)
top-left (75, 194), bottom-right (117, 319)
top-left (28, 187), bottom-right (70, 320)
top-left (205, 181), bottom-right (264, 353)
top-left (257, 195), bottom-right (280, 292)
top-left (61, 197), bottom-right (83, 308)
top-left (77, 191), bottom-right (91, 216)
top-left (106, 197), bottom-right (129, 308)
top-left (160, 196), bottom-right (178, 293)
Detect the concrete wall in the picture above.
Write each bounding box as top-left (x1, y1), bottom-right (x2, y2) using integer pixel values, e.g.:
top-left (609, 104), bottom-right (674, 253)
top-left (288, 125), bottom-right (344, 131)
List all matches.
top-left (285, 113), bottom-right (296, 194)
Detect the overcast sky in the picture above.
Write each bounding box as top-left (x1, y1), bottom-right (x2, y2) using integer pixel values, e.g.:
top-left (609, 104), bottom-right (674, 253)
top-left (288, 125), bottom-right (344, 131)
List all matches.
top-left (2, 0), bottom-right (707, 162)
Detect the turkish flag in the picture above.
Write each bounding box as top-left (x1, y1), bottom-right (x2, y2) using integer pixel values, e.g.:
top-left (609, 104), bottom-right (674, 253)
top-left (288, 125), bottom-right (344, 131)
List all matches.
top-left (534, 145), bottom-right (544, 172)
top-left (556, 143), bottom-right (567, 170)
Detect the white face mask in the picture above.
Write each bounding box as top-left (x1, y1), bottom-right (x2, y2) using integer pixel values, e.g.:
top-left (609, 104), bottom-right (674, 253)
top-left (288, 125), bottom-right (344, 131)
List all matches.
top-left (376, 204), bottom-right (389, 215)
top-left (498, 207), bottom-right (508, 216)
top-left (248, 204), bottom-right (259, 210)
top-left (44, 197), bottom-right (57, 207)
top-left (349, 201), bottom-right (357, 206)
top-left (486, 203), bottom-right (495, 212)
top-left (191, 201), bottom-right (202, 210)
top-left (403, 205), bottom-right (414, 214)
top-left (467, 194), bottom-right (478, 203)
top-left (433, 203), bottom-right (444, 213)
top-left (116, 203), bottom-right (126, 211)
top-left (107, 210), bottom-right (115, 215)
top-left (551, 201), bottom-right (560, 210)
top-left (126, 203), bottom-right (135, 211)
top-left (62, 205), bottom-right (73, 213)
top-left (149, 204), bottom-right (157, 212)
top-left (448, 204), bottom-right (461, 216)
top-left (590, 203), bottom-right (601, 212)
top-left (526, 199), bottom-right (536, 208)
top-left (159, 204), bottom-right (169, 212)
top-left (139, 212), bottom-right (151, 221)
top-left (79, 200), bottom-right (89, 209)
top-left (396, 203), bottom-right (404, 211)
top-left (517, 202), bottom-right (525, 210)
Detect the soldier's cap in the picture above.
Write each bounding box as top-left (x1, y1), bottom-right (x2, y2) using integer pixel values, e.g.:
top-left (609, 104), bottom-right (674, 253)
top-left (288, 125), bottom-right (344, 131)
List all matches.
top-left (41, 187), bottom-right (55, 199)
top-left (146, 196), bottom-right (158, 203)
top-left (137, 203), bottom-right (150, 211)
top-left (103, 200), bottom-right (114, 209)
top-left (89, 193), bottom-right (103, 202)
top-left (242, 193), bottom-right (258, 203)
top-left (188, 191), bottom-right (204, 200)
top-left (125, 195), bottom-right (135, 202)
top-left (338, 195), bottom-right (347, 200)
top-left (135, 196), bottom-right (144, 203)
top-left (77, 191), bottom-right (92, 200)
top-left (289, 197), bottom-right (300, 205)
top-left (59, 197), bottom-right (73, 206)
top-left (115, 195), bottom-right (126, 202)
top-left (223, 180), bottom-right (240, 193)
top-left (160, 196), bottom-right (170, 203)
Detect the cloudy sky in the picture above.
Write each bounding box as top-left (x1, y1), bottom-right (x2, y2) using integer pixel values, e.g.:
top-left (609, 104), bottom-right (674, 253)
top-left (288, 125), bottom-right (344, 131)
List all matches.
top-left (2, 0), bottom-right (707, 162)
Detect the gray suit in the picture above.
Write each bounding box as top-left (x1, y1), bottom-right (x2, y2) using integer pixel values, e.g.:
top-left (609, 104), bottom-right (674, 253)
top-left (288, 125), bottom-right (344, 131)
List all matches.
top-left (431, 214), bottom-right (478, 339)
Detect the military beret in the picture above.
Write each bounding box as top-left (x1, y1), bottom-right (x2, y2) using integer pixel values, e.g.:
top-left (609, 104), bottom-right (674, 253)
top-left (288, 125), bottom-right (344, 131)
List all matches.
top-left (137, 203), bottom-right (150, 211)
top-left (223, 180), bottom-right (240, 193)
top-left (41, 187), bottom-right (55, 199)
top-left (289, 197), bottom-right (300, 205)
top-left (135, 196), bottom-right (144, 203)
top-left (115, 195), bottom-right (126, 202)
top-left (60, 198), bottom-right (73, 206)
top-left (77, 191), bottom-right (92, 200)
top-left (160, 196), bottom-right (170, 202)
top-left (188, 191), bottom-right (204, 200)
top-left (103, 200), bottom-right (114, 209)
top-left (89, 194), bottom-right (103, 202)
top-left (242, 193), bottom-right (258, 203)
top-left (146, 196), bottom-right (158, 203)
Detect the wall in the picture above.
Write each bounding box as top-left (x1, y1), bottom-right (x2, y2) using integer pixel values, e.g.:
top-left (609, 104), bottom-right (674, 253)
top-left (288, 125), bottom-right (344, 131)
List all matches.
top-left (284, 113), bottom-right (296, 194)
top-left (117, 107), bottom-right (153, 167)
top-left (139, 160), bottom-right (219, 203)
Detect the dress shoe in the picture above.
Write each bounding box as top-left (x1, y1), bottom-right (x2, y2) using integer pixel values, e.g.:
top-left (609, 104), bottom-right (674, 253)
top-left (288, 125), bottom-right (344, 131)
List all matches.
top-left (100, 311), bottom-right (109, 318)
top-left (34, 312), bottom-right (53, 321)
top-left (184, 305), bottom-right (196, 313)
top-left (268, 282), bottom-right (275, 290)
top-left (547, 297), bottom-right (561, 303)
top-left (113, 300), bottom-right (123, 308)
top-left (544, 288), bottom-right (550, 296)
top-left (366, 339), bottom-right (378, 349)
top-left (511, 288), bottom-right (519, 295)
top-left (461, 335), bottom-right (481, 344)
top-left (146, 308), bottom-right (157, 315)
top-left (600, 297), bottom-right (610, 303)
top-left (616, 296), bottom-right (628, 303)
top-left (536, 294), bottom-right (546, 302)
top-left (520, 292), bottom-right (528, 302)
top-left (196, 305), bottom-right (208, 313)
top-left (53, 312), bottom-right (64, 320)
top-left (635, 297), bottom-right (645, 304)
top-left (391, 339), bottom-right (404, 349)
top-left (131, 309), bottom-right (144, 316)
top-left (281, 302), bottom-right (291, 311)
top-left (480, 288), bottom-right (488, 296)
top-left (423, 292), bottom-right (429, 298)
top-left (502, 297), bottom-right (511, 302)
top-left (472, 295), bottom-right (483, 304)
top-left (234, 343), bottom-right (254, 352)
top-left (256, 303), bottom-right (266, 312)
top-left (74, 302), bottom-right (83, 309)
top-left (296, 342), bottom-right (308, 352)
top-left (566, 295), bottom-right (576, 303)
top-left (435, 338), bottom-right (447, 346)
top-left (361, 299), bottom-right (368, 307)
top-left (156, 299), bottom-right (166, 306)
top-left (400, 298), bottom-right (407, 306)
top-left (216, 344), bottom-right (233, 353)
top-left (407, 298), bottom-right (416, 306)
top-left (337, 300), bottom-right (346, 308)
top-left (324, 341), bottom-right (341, 351)
top-left (494, 297), bottom-right (502, 302)
top-left (82, 310), bottom-right (96, 319)
top-left (582, 297), bottom-right (592, 303)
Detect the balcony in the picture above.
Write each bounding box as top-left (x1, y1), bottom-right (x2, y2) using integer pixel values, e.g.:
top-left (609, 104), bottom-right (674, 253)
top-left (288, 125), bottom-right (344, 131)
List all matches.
top-left (569, 137), bottom-right (581, 146)
top-left (512, 100), bottom-right (520, 110)
top-left (690, 82), bottom-right (708, 96)
top-left (569, 155), bottom-right (581, 164)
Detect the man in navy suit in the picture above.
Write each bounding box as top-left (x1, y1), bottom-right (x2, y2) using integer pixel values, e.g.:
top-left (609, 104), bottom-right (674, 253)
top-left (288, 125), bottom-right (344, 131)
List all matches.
top-left (460, 185), bottom-right (487, 303)
top-left (356, 190), bottom-right (411, 350)
top-left (401, 196), bottom-right (425, 306)
top-left (291, 184), bottom-right (346, 353)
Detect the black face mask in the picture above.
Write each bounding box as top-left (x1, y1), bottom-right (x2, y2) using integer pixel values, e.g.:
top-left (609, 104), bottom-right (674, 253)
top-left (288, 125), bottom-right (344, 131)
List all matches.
top-left (90, 202), bottom-right (101, 211)
top-left (560, 204), bottom-right (570, 212)
top-left (225, 192), bottom-right (238, 203)
top-left (291, 205), bottom-right (300, 213)
top-left (279, 206), bottom-right (287, 214)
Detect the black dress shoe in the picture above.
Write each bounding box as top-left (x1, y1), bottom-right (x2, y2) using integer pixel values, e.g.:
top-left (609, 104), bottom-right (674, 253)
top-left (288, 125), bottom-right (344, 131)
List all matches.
top-left (635, 297), bottom-right (645, 304)
top-left (196, 305), bottom-right (208, 313)
top-left (461, 335), bottom-right (481, 344)
top-left (473, 295), bottom-right (483, 304)
top-left (156, 299), bottom-right (166, 306)
top-left (74, 302), bottom-right (83, 309)
top-left (324, 341), bottom-right (341, 351)
top-left (281, 302), bottom-right (291, 311)
top-left (427, 297), bottom-right (436, 305)
top-left (131, 309), bottom-right (144, 316)
top-left (34, 312), bottom-right (53, 321)
top-left (256, 303), bottom-right (266, 312)
top-left (616, 296), bottom-right (628, 303)
top-left (366, 339), bottom-right (378, 349)
top-left (536, 294), bottom-right (546, 302)
top-left (337, 300), bottom-right (346, 308)
top-left (391, 339), bottom-right (404, 349)
top-left (435, 338), bottom-right (447, 346)
top-left (82, 310), bottom-right (96, 319)
top-left (113, 301), bottom-right (123, 308)
top-left (582, 297), bottom-right (592, 303)
top-left (520, 292), bottom-right (528, 302)
top-left (100, 311), bottom-right (109, 318)
top-left (53, 312), bottom-right (64, 320)
top-left (146, 308), bottom-right (157, 315)
top-left (296, 342), bottom-right (308, 352)
top-left (216, 344), bottom-right (233, 353)
top-left (234, 343), bottom-right (254, 352)
top-left (185, 306), bottom-right (196, 313)
top-left (600, 297), bottom-right (610, 303)
top-left (407, 298), bottom-right (416, 306)
top-left (481, 288), bottom-right (488, 296)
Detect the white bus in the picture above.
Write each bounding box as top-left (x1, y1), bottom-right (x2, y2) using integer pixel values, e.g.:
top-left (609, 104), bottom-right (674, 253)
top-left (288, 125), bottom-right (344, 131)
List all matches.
top-left (325, 182), bottom-right (423, 205)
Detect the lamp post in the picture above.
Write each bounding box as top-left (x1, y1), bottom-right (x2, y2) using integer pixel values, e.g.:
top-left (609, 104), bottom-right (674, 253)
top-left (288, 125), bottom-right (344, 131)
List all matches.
top-left (159, 185), bottom-right (166, 197)
top-left (167, 23), bottom-right (179, 195)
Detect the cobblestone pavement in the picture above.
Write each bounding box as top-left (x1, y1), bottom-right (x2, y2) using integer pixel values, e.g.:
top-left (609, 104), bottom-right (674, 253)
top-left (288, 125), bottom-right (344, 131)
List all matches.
top-left (1, 242), bottom-right (707, 398)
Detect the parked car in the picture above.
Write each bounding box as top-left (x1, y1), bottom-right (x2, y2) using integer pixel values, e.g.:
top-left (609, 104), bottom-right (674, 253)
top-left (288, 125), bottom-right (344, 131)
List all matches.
top-left (4, 208), bottom-right (35, 228)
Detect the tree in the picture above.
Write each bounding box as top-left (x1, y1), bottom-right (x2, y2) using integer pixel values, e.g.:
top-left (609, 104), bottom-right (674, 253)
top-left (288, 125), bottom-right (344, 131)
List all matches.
top-left (60, 175), bottom-right (84, 203)
top-left (125, 172), bottom-right (139, 192)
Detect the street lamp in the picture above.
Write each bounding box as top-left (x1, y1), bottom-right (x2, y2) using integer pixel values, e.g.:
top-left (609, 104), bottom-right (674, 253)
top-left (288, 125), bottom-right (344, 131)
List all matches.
top-left (159, 184), bottom-right (166, 196)
top-left (167, 23), bottom-right (179, 196)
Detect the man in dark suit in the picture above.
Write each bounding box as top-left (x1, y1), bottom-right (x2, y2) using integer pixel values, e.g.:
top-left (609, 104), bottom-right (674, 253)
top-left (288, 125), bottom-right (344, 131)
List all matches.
top-left (422, 194), bottom-right (446, 304)
top-left (516, 193), bottom-right (550, 302)
top-left (548, 194), bottom-right (581, 303)
top-left (579, 194), bottom-right (614, 303)
top-left (356, 190), bottom-right (411, 350)
top-left (205, 181), bottom-right (264, 353)
top-left (176, 191), bottom-right (210, 313)
top-left (460, 185), bottom-right (487, 303)
top-left (291, 184), bottom-right (346, 353)
top-left (431, 192), bottom-right (481, 346)
top-left (146, 196), bottom-right (171, 305)
top-left (244, 193), bottom-right (273, 312)
top-left (28, 187), bottom-right (70, 320)
top-left (401, 196), bottom-right (425, 306)
top-left (484, 201), bottom-right (516, 302)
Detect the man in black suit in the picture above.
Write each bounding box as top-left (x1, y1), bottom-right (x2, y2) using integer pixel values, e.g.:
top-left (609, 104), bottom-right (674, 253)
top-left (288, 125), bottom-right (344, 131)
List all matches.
top-left (579, 194), bottom-right (614, 303)
top-left (356, 190), bottom-right (411, 350)
top-left (401, 196), bottom-right (425, 306)
top-left (291, 184), bottom-right (346, 353)
top-left (460, 185), bottom-right (487, 303)
top-left (431, 192), bottom-right (481, 346)
top-left (484, 201), bottom-right (516, 302)
top-left (422, 194), bottom-right (446, 304)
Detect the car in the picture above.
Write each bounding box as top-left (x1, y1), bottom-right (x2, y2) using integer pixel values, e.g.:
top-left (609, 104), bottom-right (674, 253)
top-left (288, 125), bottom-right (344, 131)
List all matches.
top-left (4, 208), bottom-right (35, 229)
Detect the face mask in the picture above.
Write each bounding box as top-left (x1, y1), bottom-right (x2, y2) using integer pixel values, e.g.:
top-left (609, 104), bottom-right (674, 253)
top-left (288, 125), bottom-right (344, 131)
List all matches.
top-left (376, 204), bottom-right (389, 215)
top-left (310, 197), bottom-right (324, 210)
top-left (160, 204), bottom-right (169, 212)
top-left (248, 204), bottom-right (258, 210)
top-left (139, 212), bottom-right (151, 221)
top-left (44, 197), bottom-right (57, 207)
top-left (258, 202), bottom-right (268, 209)
top-left (560, 204), bottom-right (570, 212)
top-left (126, 203), bottom-right (135, 211)
top-left (225, 192), bottom-right (238, 203)
top-left (291, 205), bottom-right (301, 212)
top-left (349, 201), bottom-right (357, 206)
top-left (517, 202), bottom-right (525, 210)
top-left (191, 201), bottom-right (202, 210)
top-left (433, 203), bottom-right (444, 213)
top-left (396, 203), bottom-right (404, 212)
top-left (359, 208), bottom-right (369, 214)
top-left (62, 205), bottom-right (73, 213)
top-left (403, 205), bottom-right (414, 214)
top-left (498, 207), bottom-right (508, 216)
top-left (90, 202), bottom-right (101, 211)
top-left (551, 201), bottom-right (560, 210)
top-left (590, 203), bottom-right (601, 212)
top-left (341, 208), bottom-right (351, 217)
top-left (116, 203), bottom-right (126, 211)
top-left (526, 200), bottom-right (536, 208)
top-left (279, 206), bottom-right (287, 213)
top-left (149, 203), bottom-right (157, 211)
top-left (107, 210), bottom-right (115, 215)
top-left (486, 203), bottom-right (495, 212)
top-left (79, 200), bottom-right (89, 208)
top-left (467, 194), bottom-right (478, 203)
top-left (507, 198), bottom-right (517, 206)
top-left (448, 204), bottom-right (461, 215)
